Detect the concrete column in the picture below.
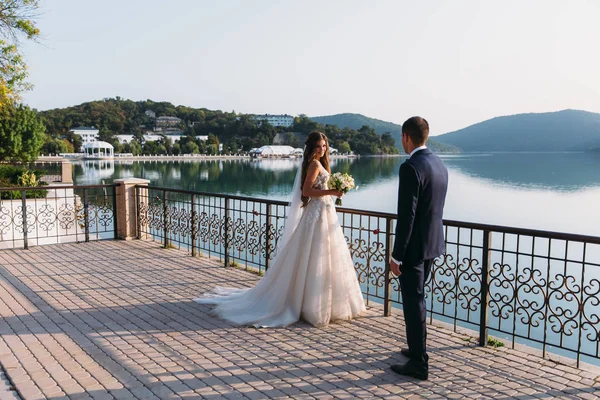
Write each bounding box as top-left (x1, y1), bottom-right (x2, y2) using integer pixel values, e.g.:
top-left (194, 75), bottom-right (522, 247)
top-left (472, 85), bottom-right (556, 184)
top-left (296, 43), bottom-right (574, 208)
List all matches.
top-left (61, 160), bottom-right (73, 184)
top-left (114, 178), bottom-right (150, 240)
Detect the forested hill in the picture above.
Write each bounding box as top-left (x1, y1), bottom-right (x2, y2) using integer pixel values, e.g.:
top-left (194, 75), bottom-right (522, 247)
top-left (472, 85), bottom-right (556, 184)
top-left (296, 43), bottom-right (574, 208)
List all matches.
top-left (37, 98), bottom-right (399, 155)
top-left (311, 113), bottom-right (403, 137)
top-left (310, 113), bottom-right (459, 153)
top-left (434, 109), bottom-right (600, 152)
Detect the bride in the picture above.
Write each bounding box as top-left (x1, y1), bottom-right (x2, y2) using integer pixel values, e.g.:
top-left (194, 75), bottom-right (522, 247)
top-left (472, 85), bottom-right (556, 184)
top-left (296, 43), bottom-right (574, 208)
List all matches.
top-left (194, 131), bottom-right (366, 327)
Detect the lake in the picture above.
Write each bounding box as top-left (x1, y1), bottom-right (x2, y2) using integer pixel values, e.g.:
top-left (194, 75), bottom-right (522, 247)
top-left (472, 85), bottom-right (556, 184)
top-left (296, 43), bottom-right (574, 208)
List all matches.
top-left (67, 152), bottom-right (600, 236)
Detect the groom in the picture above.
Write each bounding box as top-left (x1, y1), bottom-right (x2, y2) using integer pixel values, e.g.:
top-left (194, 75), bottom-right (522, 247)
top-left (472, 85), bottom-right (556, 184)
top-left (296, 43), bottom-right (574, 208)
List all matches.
top-left (389, 116), bottom-right (448, 380)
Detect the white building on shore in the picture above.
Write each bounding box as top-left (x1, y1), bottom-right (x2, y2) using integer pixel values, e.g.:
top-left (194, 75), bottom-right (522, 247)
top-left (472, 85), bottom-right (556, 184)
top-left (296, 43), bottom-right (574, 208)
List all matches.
top-left (250, 145), bottom-right (337, 158)
top-left (251, 114), bottom-right (294, 128)
top-left (156, 116), bottom-right (182, 128)
top-left (69, 126), bottom-right (99, 144)
top-left (250, 145), bottom-right (296, 158)
top-left (115, 134), bottom-right (209, 144)
top-left (83, 141), bottom-right (114, 159)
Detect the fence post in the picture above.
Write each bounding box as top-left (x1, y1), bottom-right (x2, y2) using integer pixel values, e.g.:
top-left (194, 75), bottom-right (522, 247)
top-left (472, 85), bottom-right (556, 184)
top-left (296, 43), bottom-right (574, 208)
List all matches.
top-left (479, 229), bottom-right (492, 346)
top-left (21, 190), bottom-right (28, 250)
top-left (384, 217), bottom-right (393, 316)
top-left (224, 197), bottom-right (230, 267)
top-left (61, 160), bottom-right (73, 183)
top-left (136, 186), bottom-right (141, 239)
top-left (191, 194), bottom-right (197, 257)
top-left (113, 178), bottom-right (150, 240)
top-left (112, 185), bottom-right (118, 240)
top-left (83, 188), bottom-right (90, 243)
top-left (265, 203), bottom-right (272, 271)
top-left (163, 190), bottom-right (169, 247)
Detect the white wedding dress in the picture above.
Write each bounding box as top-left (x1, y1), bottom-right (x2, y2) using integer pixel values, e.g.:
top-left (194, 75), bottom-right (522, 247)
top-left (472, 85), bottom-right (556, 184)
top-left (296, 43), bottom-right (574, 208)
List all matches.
top-left (195, 165), bottom-right (366, 327)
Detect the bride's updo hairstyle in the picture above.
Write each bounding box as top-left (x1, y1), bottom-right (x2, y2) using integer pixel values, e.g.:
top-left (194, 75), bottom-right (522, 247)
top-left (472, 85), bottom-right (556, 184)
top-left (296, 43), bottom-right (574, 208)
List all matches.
top-left (300, 131), bottom-right (331, 207)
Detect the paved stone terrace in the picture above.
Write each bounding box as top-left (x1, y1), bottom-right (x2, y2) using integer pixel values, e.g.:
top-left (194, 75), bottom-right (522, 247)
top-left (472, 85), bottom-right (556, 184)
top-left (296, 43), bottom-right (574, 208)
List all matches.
top-left (0, 240), bottom-right (599, 400)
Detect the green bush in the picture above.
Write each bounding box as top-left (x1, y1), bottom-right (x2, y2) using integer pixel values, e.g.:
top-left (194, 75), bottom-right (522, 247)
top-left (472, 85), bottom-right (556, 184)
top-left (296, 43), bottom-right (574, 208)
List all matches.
top-left (0, 165), bottom-right (47, 199)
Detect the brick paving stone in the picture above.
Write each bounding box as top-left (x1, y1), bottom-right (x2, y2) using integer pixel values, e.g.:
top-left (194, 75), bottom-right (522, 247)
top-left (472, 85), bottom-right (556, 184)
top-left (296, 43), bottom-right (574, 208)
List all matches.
top-left (129, 387), bottom-right (155, 399)
top-left (1, 241), bottom-right (599, 399)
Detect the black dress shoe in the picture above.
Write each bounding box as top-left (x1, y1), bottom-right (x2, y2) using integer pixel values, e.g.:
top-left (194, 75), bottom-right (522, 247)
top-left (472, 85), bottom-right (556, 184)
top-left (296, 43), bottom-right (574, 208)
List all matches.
top-left (390, 362), bottom-right (428, 380)
top-left (400, 348), bottom-right (412, 358)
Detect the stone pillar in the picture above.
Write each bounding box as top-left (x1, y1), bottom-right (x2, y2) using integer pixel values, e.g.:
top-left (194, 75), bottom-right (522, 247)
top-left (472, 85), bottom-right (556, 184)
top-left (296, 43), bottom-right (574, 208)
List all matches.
top-left (61, 160), bottom-right (73, 184)
top-left (114, 178), bottom-right (150, 240)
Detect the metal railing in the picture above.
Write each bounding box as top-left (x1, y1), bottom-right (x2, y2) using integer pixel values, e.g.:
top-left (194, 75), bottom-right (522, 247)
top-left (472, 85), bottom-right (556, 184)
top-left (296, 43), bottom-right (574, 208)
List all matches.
top-left (0, 184), bottom-right (117, 249)
top-left (136, 185), bottom-right (600, 367)
top-left (2, 183), bottom-right (597, 367)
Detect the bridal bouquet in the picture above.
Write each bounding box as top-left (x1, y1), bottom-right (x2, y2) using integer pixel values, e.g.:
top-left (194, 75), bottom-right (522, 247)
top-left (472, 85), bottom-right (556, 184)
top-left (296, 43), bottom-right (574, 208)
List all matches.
top-left (329, 172), bottom-right (356, 206)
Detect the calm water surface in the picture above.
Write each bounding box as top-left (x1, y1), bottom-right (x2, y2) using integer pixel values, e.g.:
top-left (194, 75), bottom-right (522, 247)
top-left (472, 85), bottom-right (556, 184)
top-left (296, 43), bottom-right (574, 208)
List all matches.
top-left (69, 152), bottom-right (600, 236)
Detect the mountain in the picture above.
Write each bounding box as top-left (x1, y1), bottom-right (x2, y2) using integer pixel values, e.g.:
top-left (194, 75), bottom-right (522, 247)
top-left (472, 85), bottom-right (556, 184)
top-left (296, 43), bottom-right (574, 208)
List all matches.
top-left (310, 113), bottom-right (459, 153)
top-left (311, 113), bottom-right (403, 137)
top-left (434, 109), bottom-right (600, 152)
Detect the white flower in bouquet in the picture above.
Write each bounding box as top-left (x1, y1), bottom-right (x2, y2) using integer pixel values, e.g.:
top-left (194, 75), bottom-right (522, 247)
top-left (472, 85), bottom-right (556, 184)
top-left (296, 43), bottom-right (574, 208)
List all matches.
top-left (328, 172), bottom-right (357, 206)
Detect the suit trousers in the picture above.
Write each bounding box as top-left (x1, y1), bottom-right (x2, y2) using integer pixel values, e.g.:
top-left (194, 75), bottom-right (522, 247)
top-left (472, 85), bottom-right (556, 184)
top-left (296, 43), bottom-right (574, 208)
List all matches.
top-left (399, 258), bottom-right (433, 369)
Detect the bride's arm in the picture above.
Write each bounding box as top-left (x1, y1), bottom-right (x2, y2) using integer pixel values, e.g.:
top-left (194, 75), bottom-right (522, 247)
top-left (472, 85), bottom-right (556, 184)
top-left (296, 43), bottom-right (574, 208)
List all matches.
top-left (302, 161), bottom-right (343, 198)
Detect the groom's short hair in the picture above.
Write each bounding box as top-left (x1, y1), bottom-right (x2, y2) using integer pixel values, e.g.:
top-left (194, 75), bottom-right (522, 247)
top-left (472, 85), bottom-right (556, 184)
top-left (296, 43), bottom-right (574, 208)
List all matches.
top-left (402, 116), bottom-right (429, 146)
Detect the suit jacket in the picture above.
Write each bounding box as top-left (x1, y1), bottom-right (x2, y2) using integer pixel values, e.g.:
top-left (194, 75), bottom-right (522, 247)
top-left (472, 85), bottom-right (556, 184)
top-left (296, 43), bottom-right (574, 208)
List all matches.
top-left (392, 148), bottom-right (448, 267)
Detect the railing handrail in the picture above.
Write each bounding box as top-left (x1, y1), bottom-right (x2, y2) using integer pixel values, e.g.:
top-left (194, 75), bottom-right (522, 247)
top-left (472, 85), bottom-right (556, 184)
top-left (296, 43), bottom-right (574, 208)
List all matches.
top-left (142, 184), bottom-right (600, 244)
top-left (144, 184), bottom-right (290, 206)
top-left (0, 184), bottom-right (116, 191)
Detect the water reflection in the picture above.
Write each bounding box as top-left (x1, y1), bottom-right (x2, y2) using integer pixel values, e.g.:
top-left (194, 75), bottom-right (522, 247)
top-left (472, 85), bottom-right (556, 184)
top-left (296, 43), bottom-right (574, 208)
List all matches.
top-left (440, 152), bottom-right (600, 191)
top-left (71, 156), bottom-right (400, 199)
top-left (65, 153), bottom-right (600, 236)
top-left (73, 159), bottom-right (116, 185)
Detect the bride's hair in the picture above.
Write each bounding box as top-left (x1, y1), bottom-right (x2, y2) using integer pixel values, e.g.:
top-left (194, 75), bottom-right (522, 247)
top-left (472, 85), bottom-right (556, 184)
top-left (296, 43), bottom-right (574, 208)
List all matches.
top-left (300, 131), bottom-right (331, 207)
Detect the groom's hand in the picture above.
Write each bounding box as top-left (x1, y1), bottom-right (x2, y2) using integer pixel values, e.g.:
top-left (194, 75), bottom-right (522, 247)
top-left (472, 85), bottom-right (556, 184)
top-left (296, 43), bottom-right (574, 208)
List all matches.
top-left (390, 258), bottom-right (401, 276)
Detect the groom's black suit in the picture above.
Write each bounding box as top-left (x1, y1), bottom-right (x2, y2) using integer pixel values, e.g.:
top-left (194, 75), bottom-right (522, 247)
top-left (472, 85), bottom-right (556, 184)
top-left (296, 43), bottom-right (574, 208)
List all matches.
top-left (392, 147), bottom-right (448, 371)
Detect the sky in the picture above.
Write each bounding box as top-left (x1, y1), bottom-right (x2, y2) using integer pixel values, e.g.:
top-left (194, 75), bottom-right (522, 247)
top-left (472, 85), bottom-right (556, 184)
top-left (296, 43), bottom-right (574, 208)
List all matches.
top-left (20, 0), bottom-right (600, 135)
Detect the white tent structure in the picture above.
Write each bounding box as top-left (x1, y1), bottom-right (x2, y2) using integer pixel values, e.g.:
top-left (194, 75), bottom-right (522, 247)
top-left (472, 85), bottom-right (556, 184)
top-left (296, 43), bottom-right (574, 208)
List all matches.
top-left (83, 141), bottom-right (114, 159)
top-left (252, 145), bottom-right (295, 158)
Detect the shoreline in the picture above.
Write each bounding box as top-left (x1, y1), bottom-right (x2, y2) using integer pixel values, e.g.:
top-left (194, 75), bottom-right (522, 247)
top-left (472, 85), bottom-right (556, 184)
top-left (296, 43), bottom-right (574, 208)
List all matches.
top-left (35, 154), bottom-right (361, 162)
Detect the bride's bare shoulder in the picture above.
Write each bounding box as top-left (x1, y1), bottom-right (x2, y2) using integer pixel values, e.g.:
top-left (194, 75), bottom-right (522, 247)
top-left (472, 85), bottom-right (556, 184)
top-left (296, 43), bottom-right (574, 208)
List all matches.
top-left (307, 159), bottom-right (322, 171)
top-left (310, 159), bottom-right (323, 169)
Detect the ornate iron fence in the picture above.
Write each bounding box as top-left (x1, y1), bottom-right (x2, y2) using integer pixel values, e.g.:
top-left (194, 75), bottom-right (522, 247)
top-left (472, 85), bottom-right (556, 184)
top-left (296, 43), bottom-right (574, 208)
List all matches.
top-left (136, 185), bottom-right (600, 367)
top-left (0, 184), bottom-right (117, 249)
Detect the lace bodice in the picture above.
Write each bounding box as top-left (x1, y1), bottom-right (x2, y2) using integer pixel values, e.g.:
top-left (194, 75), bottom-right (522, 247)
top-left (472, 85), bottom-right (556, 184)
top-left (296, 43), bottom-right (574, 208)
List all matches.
top-left (312, 170), bottom-right (330, 191)
top-left (305, 170), bottom-right (333, 223)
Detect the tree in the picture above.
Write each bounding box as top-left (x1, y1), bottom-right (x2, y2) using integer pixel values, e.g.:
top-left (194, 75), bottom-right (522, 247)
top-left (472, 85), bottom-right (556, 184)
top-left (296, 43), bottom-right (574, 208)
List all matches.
top-left (337, 141), bottom-right (351, 154)
top-left (381, 132), bottom-right (395, 147)
top-left (0, 0), bottom-right (40, 106)
top-left (281, 132), bottom-right (301, 148)
top-left (225, 139), bottom-right (238, 153)
top-left (293, 114), bottom-right (320, 133)
top-left (41, 136), bottom-right (73, 155)
top-left (130, 125), bottom-right (144, 144)
top-left (110, 138), bottom-right (123, 154)
top-left (158, 135), bottom-right (173, 154)
top-left (207, 133), bottom-right (219, 146)
top-left (98, 127), bottom-right (116, 143)
top-left (64, 130), bottom-right (83, 152)
top-left (0, 103), bottom-right (45, 161)
top-left (142, 140), bottom-right (159, 155)
top-left (172, 142), bottom-right (181, 155)
top-left (127, 140), bottom-right (142, 155)
top-left (207, 144), bottom-right (219, 155)
top-left (182, 141), bottom-right (199, 154)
